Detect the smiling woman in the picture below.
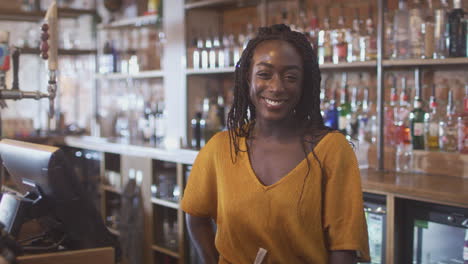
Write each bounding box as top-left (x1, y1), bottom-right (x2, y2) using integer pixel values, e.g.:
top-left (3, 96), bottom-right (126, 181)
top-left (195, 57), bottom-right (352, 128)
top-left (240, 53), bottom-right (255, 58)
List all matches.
top-left (181, 24), bottom-right (370, 264)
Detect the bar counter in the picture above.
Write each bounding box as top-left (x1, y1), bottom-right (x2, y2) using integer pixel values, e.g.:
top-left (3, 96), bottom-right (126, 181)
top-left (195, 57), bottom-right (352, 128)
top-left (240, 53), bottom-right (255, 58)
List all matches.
top-left (64, 136), bottom-right (468, 209)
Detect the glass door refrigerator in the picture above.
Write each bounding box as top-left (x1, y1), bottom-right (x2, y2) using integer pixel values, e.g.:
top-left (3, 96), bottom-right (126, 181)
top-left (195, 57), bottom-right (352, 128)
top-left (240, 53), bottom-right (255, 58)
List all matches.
top-left (362, 192), bottom-right (387, 264)
top-left (397, 199), bottom-right (468, 264)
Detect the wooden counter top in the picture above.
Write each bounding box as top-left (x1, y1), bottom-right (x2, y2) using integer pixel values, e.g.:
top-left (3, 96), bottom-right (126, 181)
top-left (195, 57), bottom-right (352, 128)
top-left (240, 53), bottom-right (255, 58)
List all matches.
top-left (63, 136), bottom-right (467, 208)
top-left (361, 169), bottom-right (468, 208)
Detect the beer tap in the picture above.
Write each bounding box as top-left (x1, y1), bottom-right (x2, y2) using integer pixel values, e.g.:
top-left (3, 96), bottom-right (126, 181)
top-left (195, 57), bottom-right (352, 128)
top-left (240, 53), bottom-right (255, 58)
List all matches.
top-left (0, 1), bottom-right (58, 117)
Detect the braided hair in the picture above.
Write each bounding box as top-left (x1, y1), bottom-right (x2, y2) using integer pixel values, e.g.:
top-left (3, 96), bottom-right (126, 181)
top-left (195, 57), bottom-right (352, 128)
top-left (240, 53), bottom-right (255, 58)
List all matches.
top-left (227, 24), bottom-right (331, 159)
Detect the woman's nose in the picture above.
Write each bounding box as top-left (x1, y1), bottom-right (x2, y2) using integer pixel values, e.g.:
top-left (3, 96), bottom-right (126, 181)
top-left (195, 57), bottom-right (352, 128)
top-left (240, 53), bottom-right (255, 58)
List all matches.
top-left (268, 75), bottom-right (284, 92)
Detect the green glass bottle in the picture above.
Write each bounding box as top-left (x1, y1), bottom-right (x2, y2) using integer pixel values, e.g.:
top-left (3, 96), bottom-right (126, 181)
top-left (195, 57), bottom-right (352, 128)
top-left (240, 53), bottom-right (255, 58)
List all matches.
top-left (409, 92), bottom-right (426, 150)
top-left (338, 73), bottom-right (351, 134)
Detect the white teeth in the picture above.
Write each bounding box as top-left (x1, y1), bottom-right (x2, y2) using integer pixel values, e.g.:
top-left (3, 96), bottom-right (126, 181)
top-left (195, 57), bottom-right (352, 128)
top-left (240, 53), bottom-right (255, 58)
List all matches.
top-left (264, 98), bottom-right (284, 106)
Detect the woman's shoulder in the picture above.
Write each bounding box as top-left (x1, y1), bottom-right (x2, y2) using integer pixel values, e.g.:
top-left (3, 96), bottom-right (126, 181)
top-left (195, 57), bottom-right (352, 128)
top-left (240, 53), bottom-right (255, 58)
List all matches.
top-left (311, 131), bottom-right (353, 154)
top-left (200, 130), bottom-right (231, 153)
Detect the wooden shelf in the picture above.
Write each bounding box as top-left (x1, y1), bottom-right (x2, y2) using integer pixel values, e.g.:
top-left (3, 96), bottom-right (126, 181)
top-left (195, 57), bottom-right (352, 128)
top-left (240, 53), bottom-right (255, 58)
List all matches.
top-left (185, 61), bottom-right (377, 75)
top-left (186, 67), bottom-right (236, 75)
top-left (98, 14), bottom-right (160, 29)
top-left (151, 245), bottom-right (179, 258)
top-left (20, 47), bottom-right (97, 56)
top-left (151, 197), bottom-right (179, 209)
top-left (319, 60), bottom-right (377, 69)
top-left (0, 8), bottom-right (97, 22)
top-left (96, 70), bottom-right (164, 80)
top-left (101, 185), bottom-right (122, 195)
top-left (383, 57), bottom-right (468, 67)
top-left (185, 0), bottom-right (237, 10)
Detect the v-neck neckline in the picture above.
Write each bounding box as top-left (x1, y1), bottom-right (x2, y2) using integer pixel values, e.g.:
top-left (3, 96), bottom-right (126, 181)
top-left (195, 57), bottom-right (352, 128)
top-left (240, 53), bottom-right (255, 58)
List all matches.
top-left (241, 132), bottom-right (332, 190)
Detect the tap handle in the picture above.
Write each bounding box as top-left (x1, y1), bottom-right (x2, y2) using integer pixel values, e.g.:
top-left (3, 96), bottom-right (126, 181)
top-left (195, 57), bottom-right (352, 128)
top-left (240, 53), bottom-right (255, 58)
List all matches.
top-left (12, 48), bottom-right (19, 90)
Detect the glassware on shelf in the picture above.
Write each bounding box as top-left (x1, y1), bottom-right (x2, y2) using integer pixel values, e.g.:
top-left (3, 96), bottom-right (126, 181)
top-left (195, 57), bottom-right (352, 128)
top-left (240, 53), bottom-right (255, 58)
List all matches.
top-left (439, 89), bottom-right (459, 152)
top-left (392, 0), bottom-right (411, 59)
top-left (422, 0), bottom-right (436, 59)
top-left (409, 92), bottom-right (426, 150)
top-left (409, 0), bottom-right (425, 58)
top-left (385, 83), bottom-right (398, 146)
top-left (448, 0), bottom-right (467, 57)
top-left (332, 10), bottom-right (349, 64)
top-left (458, 85), bottom-right (468, 153)
top-left (348, 9), bottom-right (361, 63)
top-left (317, 15), bottom-right (333, 64)
top-left (424, 85), bottom-right (441, 151)
top-left (434, 0), bottom-right (450, 59)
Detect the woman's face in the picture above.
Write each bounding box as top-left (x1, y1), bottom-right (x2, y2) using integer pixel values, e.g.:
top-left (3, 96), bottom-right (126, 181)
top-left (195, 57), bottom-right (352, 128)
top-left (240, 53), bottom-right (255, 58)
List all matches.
top-left (249, 40), bottom-right (303, 123)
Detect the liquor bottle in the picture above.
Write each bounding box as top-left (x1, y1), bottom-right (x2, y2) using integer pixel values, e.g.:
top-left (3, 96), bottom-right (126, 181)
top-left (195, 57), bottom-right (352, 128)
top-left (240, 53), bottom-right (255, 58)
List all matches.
top-left (439, 90), bottom-right (458, 152)
top-left (424, 85), bottom-right (441, 151)
top-left (324, 89), bottom-right (339, 130)
top-left (99, 40), bottom-right (113, 74)
top-left (154, 102), bottom-right (167, 145)
top-left (395, 77), bottom-right (412, 172)
top-left (212, 33), bottom-right (221, 68)
top-left (193, 33), bottom-right (204, 69)
top-left (221, 34), bottom-right (231, 68)
top-left (338, 73), bottom-right (351, 133)
top-left (204, 97), bottom-right (222, 143)
top-left (332, 10), bottom-right (349, 64)
top-left (363, 5), bottom-right (378, 61)
top-left (307, 7), bottom-right (319, 49)
top-left (358, 87), bottom-right (371, 142)
top-left (320, 75), bottom-right (330, 117)
top-left (191, 112), bottom-right (205, 149)
top-left (409, 0), bottom-right (425, 58)
top-left (448, 0), bottom-right (467, 57)
top-left (409, 91), bottom-right (426, 150)
top-left (317, 11), bottom-right (333, 64)
top-left (422, 0), bottom-right (436, 59)
top-left (348, 85), bottom-right (360, 138)
top-left (457, 85), bottom-right (468, 153)
top-left (348, 9), bottom-right (361, 62)
top-left (395, 78), bottom-right (413, 172)
top-left (208, 32), bottom-right (217, 69)
top-left (434, 0), bottom-right (450, 58)
top-left (384, 83), bottom-right (398, 146)
top-left (393, 0), bottom-right (411, 59)
top-left (201, 33), bottom-right (210, 69)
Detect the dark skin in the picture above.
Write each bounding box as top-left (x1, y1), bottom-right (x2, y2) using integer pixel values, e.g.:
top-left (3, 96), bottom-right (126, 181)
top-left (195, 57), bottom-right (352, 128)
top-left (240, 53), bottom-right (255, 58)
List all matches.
top-left (186, 40), bottom-right (357, 264)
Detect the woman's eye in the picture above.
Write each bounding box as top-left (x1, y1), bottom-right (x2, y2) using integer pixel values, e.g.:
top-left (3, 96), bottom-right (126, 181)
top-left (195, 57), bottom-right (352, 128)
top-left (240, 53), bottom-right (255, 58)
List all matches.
top-left (256, 72), bottom-right (271, 79)
top-left (285, 75), bottom-right (298, 81)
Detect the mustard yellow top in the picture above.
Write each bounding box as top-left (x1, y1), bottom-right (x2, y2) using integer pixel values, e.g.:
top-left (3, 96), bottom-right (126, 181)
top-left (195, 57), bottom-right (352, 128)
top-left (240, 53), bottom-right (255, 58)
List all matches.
top-left (181, 131), bottom-right (370, 263)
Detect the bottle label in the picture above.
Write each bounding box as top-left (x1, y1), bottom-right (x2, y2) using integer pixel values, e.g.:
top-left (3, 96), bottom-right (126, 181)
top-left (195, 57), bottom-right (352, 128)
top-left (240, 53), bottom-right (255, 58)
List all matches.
top-left (414, 122), bottom-right (424, 136)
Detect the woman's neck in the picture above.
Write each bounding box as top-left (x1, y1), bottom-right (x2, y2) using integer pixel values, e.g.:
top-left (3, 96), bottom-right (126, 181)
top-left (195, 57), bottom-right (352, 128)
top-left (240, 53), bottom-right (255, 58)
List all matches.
top-left (252, 117), bottom-right (304, 141)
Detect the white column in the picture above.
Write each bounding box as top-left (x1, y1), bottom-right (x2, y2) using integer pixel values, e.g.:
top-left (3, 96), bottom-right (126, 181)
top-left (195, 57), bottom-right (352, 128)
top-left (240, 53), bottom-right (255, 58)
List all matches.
top-left (162, 0), bottom-right (186, 148)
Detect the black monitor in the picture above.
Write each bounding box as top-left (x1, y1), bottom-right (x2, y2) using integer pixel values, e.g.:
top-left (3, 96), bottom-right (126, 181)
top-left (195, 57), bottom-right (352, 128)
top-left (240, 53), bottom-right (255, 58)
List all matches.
top-left (0, 139), bottom-right (119, 258)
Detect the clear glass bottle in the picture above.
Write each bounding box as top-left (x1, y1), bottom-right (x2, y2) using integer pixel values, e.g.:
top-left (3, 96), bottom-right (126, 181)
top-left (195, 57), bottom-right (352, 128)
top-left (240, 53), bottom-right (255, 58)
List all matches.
top-left (332, 13), bottom-right (349, 64)
top-left (434, 0), bottom-right (450, 58)
top-left (424, 86), bottom-right (441, 151)
top-left (409, 0), bottom-right (425, 58)
top-left (338, 73), bottom-right (351, 133)
top-left (393, 0), bottom-right (411, 59)
top-left (307, 7), bottom-right (320, 50)
top-left (364, 8), bottom-right (378, 61)
top-left (457, 85), bottom-right (468, 153)
top-left (439, 90), bottom-right (458, 152)
top-left (318, 16), bottom-right (333, 64)
top-left (422, 0), bottom-right (436, 59)
top-left (348, 9), bottom-right (361, 62)
top-left (385, 84), bottom-right (399, 146)
top-left (358, 87), bottom-right (371, 142)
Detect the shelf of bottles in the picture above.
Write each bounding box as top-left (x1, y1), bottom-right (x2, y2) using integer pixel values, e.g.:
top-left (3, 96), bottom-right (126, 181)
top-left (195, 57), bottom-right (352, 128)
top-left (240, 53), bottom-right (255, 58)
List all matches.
top-left (0, 8), bottom-right (97, 22)
top-left (151, 161), bottom-right (180, 207)
top-left (153, 204), bottom-right (180, 254)
top-left (98, 14), bottom-right (161, 30)
top-left (96, 70), bottom-right (164, 80)
top-left (185, 0), bottom-right (253, 10)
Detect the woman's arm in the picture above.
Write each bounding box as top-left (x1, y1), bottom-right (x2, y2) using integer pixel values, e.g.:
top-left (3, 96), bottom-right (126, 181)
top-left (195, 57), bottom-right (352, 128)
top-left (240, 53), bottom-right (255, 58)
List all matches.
top-left (329, 250), bottom-right (357, 264)
top-left (185, 213), bottom-right (219, 264)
